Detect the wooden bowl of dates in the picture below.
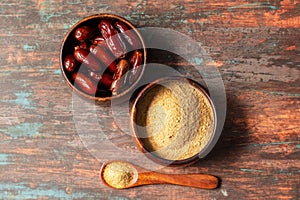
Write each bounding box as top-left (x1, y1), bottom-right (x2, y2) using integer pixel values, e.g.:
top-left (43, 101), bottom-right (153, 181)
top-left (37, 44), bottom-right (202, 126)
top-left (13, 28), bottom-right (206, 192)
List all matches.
top-left (60, 13), bottom-right (147, 102)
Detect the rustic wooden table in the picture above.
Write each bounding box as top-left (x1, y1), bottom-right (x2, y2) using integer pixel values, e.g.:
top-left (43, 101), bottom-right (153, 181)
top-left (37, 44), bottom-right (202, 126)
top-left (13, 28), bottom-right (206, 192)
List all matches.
top-left (0, 0), bottom-right (299, 199)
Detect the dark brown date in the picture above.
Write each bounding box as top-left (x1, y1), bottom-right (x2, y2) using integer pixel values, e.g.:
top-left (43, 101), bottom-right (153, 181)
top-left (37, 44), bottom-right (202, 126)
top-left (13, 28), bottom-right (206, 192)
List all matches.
top-left (96, 89), bottom-right (112, 97)
top-left (110, 59), bottom-right (130, 94)
top-left (92, 35), bottom-right (105, 45)
top-left (74, 48), bottom-right (102, 72)
top-left (64, 54), bottom-right (77, 73)
top-left (72, 72), bottom-right (97, 95)
top-left (88, 70), bottom-right (101, 82)
top-left (100, 73), bottom-right (113, 88)
top-left (89, 44), bottom-right (117, 73)
top-left (128, 50), bottom-right (143, 83)
top-left (99, 20), bottom-right (127, 58)
top-left (74, 26), bottom-right (97, 42)
top-left (88, 70), bottom-right (113, 88)
top-left (77, 41), bottom-right (90, 50)
top-left (114, 21), bottom-right (141, 50)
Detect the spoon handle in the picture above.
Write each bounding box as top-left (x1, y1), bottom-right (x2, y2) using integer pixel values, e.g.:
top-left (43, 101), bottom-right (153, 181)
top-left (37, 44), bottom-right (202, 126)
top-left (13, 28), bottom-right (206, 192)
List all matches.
top-left (137, 172), bottom-right (219, 189)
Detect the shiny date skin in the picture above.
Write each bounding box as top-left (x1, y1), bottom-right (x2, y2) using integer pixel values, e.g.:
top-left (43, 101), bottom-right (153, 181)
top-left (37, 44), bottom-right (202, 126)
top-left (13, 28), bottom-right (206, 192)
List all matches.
top-left (128, 50), bottom-right (143, 83)
top-left (77, 41), bottom-right (90, 50)
top-left (64, 54), bottom-right (77, 73)
top-left (110, 59), bottom-right (130, 94)
top-left (74, 48), bottom-right (102, 72)
top-left (99, 20), bottom-right (127, 58)
top-left (114, 21), bottom-right (141, 50)
top-left (100, 73), bottom-right (113, 88)
top-left (88, 70), bottom-right (101, 82)
top-left (89, 44), bottom-right (117, 73)
top-left (74, 26), bottom-right (97, 42)
top-left (88, 70), bottom-right (113, 88)
top-left (72, 72), bottom-right (97, 95)
top-left (92, 35), bottom-right (105, 45)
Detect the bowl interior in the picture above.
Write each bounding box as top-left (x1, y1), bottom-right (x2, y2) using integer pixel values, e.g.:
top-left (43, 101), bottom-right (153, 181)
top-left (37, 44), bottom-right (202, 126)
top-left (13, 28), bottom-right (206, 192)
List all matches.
top-left (130, 77), bottom-right (217, 166)
top-left (60, 14), bottom-right (146, 102)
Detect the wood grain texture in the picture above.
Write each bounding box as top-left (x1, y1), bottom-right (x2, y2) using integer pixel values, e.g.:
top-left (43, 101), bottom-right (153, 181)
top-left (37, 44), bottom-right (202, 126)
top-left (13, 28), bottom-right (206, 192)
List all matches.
top-left (0, 0), bottom-right (299, 199)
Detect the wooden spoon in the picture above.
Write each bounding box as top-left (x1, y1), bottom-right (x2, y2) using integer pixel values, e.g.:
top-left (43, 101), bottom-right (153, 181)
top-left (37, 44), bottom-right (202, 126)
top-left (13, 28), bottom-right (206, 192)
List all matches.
top-left (100, 161), bottom-right (219, 189)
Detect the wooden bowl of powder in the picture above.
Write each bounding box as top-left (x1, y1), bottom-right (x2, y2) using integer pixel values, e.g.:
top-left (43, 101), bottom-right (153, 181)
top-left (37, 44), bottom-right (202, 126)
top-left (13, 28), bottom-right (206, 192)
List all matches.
top-left (130, 77), bottom-right (217, 166)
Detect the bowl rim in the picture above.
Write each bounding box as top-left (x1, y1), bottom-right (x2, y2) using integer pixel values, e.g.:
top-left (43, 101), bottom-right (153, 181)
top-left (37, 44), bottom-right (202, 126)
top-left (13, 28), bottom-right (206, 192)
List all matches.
top-left (59, 13), bottom-right (147, 102)
top-left (129, 76), bottom-right (218, 166)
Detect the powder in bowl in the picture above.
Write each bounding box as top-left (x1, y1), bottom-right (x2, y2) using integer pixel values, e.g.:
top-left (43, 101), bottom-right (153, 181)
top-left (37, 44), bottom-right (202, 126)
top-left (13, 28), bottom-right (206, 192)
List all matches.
top-left (134, 79), bottom-right (216, 161)
top-left (102, 162), bottom-right (136, 189)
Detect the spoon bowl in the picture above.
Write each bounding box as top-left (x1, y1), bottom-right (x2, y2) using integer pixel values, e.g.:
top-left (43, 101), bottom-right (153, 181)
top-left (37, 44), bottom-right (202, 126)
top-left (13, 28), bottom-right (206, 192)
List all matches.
top-left (100, 161), bottom-right (219, 189)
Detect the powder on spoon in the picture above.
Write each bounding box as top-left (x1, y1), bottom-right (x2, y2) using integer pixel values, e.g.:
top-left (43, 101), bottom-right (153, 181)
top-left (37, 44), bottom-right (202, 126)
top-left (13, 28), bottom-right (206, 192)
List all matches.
top-left (135, 79), bottom-right (215, 161)
top-left (102, 162), bottom-right (136, 188)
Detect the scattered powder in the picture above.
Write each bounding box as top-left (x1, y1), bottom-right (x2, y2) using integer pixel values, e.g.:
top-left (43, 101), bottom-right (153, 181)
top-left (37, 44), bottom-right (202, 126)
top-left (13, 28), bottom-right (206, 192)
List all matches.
top-left (102, 162), bottom-right (136, 189)
top-left (136, 80), bottom-right (215, 160)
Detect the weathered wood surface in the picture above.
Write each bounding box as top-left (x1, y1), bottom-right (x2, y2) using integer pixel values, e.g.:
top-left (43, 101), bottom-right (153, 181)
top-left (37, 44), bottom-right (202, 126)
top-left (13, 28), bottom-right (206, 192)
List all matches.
top-left (0, 0), bottom-right (299, 199)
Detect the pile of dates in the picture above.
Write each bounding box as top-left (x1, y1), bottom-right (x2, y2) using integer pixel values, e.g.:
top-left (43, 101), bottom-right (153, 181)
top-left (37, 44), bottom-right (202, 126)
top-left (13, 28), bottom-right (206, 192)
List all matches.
top-left (63, 19), bottom-right (143, 97)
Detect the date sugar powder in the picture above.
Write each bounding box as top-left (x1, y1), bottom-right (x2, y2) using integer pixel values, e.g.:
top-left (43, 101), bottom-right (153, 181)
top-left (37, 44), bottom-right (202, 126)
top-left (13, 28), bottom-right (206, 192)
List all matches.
top-left (135, 79), bottom-right (215, 161)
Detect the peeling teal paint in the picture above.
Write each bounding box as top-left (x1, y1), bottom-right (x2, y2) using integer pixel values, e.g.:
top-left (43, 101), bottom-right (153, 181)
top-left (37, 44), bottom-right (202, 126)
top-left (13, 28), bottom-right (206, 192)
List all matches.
top-left (266, 4), bottom-right (278, 10)
top-left (0, 182), bottom-right (128, 199)
top-left (193, 57), bottom-right (203, 65)
top-left (296, 144), bottom-right (300, 149)
top-left (14, 92), bottom-right (33, 109)
top-left (255, 90), bottom-right (300, 97)
top-left (0, 154), bottom-right (10, 165)
top-left (63, 24), bottom-right (70, 29)
top-left (39, 9), bottom-right (71, 23)
top-left (0, 182), bottom-right (88, 199)
top-left (23, 44), bottom-right (36, 52)
top-left (252, 141), bottom-right (297, 147)
top-left (109, 197), bottom-right (130, 200)
top-left (240, 168), bottom-right (265, 173)
top-left (2, 91), bottom-right (34, 109)
top-left (268, 91), bottom-right (300, 97)
top-left (180, 19), bottom-right (188, 24)
top-left (47, 61), bottom-right (53, 67)
top-left (124, 15), bottom-right (132, 21)
top-left (228, 3), bottom-right (278, 10)
top-left (226, 59), bottom-right (240, 65)
top-left (66, 0), bottom-right (83, 5)
top-left (54, 69), bottom-right (61, 75)
top-left (1, 122), bottom-right (42, 139)
top-left (63, 17), bottom-right (82, 30)
top-left (37, 0), bottom-right (72, 23)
